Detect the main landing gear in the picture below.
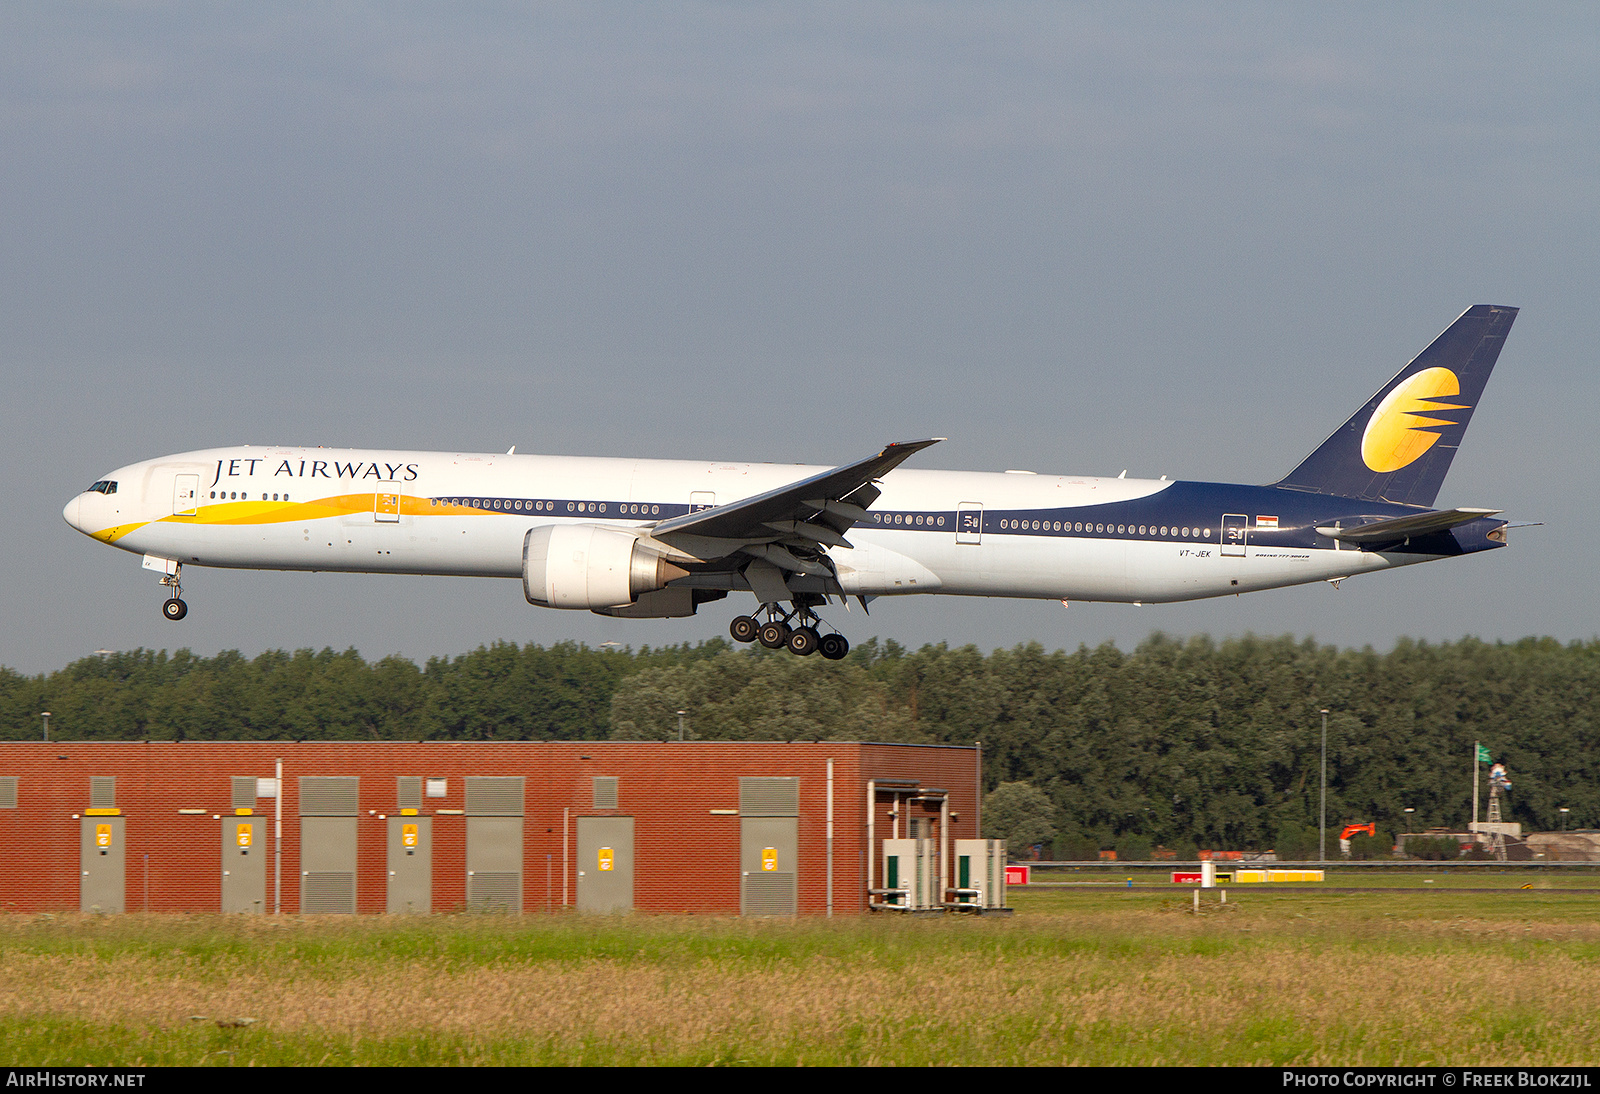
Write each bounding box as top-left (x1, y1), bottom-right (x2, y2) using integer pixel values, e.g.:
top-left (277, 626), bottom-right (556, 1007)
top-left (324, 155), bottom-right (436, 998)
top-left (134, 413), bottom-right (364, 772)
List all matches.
top-left (159, 562), bottom-right (188, 621)
top-left (729, 603), bottom-right (849, 660)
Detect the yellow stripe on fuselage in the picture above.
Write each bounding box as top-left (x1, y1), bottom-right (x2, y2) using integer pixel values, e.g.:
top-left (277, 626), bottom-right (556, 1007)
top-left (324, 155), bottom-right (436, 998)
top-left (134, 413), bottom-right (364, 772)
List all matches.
top-left (92, 493), bottom-right (500, 541)
top-left (156, 493), bottom-right (493, 528)
top-left (90, 521), bottom-right (149, 544)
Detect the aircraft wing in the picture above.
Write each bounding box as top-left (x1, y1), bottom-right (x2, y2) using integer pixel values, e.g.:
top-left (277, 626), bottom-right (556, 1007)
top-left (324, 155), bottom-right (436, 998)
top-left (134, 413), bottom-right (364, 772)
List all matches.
top-left (1316, 507), bottom-right (1502, 544)
top-left (647, 439), bottom-right (942, 576)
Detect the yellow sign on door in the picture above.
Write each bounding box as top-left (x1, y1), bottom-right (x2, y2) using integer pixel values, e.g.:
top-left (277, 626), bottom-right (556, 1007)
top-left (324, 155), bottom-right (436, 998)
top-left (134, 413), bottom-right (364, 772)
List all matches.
top-left (761, 847), bottom-right (778, 872)
top-left (95, 824), bottom-right (112, 848)
top-left (402, 824), bottom-right (418, 848)
top-left (235, 823), bottom-right (253, 848)
top-left (598, 847), bottom-right (614, 872)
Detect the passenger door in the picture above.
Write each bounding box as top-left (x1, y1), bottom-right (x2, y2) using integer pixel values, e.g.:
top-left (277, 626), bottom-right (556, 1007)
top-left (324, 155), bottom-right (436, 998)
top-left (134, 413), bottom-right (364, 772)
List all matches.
top-left (956, 502), bottom-right (983, 545)
top-left (173, 474), bottom-right (199, 517)
top-left (1221, 514), bottom-right (1248, 557)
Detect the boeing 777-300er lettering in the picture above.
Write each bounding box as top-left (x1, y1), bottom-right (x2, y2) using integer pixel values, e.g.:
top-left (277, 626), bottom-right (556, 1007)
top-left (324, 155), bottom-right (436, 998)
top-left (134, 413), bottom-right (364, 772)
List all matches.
top-left (64, 305), bottom-right (1517, 660)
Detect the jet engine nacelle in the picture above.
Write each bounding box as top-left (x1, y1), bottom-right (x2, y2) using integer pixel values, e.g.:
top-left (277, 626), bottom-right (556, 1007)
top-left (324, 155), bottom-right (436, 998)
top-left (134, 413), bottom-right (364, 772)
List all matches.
top-left (522, 525), bottom-right (688, 609)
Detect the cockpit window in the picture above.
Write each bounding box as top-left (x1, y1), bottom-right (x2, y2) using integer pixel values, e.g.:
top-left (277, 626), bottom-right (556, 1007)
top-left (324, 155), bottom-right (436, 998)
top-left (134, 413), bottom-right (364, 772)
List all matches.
top-left (87, 481), bottom-right (118, 495)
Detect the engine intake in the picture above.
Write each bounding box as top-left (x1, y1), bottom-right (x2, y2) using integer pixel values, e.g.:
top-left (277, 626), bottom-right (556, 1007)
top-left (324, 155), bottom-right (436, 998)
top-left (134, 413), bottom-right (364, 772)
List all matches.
top-left (523, 525), bottom-right (688, 609)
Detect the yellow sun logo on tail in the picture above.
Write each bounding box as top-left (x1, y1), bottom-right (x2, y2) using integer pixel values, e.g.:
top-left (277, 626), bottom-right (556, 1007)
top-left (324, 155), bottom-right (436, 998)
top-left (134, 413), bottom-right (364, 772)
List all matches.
top-left (1360, 367), bottom-right (1469, 473)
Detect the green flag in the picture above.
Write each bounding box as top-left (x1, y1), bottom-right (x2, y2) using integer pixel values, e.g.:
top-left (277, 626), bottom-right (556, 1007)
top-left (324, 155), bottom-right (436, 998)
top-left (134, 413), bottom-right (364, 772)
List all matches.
top-left (1476, 744), bottom-right (1492, 763)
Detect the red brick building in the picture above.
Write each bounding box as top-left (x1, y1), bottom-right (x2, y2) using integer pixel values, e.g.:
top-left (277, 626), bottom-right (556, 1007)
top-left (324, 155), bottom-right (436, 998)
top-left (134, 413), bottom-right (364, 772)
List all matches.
top-left (0, 741), bottom-right (984, 916)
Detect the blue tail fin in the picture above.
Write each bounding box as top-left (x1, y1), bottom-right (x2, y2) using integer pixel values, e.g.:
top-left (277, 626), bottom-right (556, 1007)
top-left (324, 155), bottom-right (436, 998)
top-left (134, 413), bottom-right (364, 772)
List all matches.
top-left (1273, 305), bottom-right (1518, 507)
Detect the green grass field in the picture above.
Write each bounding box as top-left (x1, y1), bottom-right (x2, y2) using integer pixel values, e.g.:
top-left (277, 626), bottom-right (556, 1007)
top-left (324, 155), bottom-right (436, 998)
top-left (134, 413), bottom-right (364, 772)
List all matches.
top-left (3, 877), bottom-right (1598, 1066)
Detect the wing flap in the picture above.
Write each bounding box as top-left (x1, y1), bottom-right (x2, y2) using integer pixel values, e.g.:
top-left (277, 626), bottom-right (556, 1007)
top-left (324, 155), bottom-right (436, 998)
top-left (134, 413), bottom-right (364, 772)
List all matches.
top-left (742, 542), bottom-right (833, 577)
top-left (762, 520), bottom-right (853, 549)
top-left (802, 499), bottom-right (870, 525)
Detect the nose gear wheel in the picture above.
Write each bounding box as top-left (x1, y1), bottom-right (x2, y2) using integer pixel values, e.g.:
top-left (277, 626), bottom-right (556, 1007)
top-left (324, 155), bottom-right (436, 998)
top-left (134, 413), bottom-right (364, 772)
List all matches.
top-left (158, 563), bottom-right (188, 621)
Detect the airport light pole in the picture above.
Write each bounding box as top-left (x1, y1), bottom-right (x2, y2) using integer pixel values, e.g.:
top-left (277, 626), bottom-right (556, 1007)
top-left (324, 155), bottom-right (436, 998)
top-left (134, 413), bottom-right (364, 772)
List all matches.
top-left (677, 710), bottom-right (688, 742)
top-left (1560, 807), bottom-right (1570, 832)
top-left (41, 712), bottom-right (49, 742)
top-left (1404, 807), bottom-right (1415, 833)
top-left (1319, 709), bottom-right (1329, 864)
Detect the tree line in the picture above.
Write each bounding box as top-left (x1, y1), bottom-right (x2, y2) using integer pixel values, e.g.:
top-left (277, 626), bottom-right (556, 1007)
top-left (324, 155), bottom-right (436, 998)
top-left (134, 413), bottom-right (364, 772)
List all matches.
top-left (3, 634), bottom-right (1594, 852)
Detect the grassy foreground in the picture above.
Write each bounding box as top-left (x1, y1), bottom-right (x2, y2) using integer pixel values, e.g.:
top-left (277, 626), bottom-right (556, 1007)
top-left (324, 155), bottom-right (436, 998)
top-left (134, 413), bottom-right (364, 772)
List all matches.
top-left (2, 885), bottom-right (1598, 1066)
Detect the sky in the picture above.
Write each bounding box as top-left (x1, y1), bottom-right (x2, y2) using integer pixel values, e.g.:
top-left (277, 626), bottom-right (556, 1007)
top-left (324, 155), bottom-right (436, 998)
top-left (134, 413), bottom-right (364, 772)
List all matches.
top-left (2, 3), bottom-right (1597, 675)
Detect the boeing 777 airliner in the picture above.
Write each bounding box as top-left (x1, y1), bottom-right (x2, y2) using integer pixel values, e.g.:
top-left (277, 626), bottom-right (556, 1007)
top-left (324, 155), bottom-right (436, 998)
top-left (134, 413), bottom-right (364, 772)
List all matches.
top-left (64, 305), bottom-right (1518, 659)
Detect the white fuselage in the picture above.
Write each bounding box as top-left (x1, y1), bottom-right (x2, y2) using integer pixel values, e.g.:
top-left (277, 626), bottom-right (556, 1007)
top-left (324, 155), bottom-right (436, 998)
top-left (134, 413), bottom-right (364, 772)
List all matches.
top-left (63, 445), bottom-right (1444, 607)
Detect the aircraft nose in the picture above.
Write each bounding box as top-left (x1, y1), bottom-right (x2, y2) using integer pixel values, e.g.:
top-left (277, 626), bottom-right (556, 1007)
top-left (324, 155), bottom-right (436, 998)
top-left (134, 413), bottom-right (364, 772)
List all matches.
top-left (63, 495), bottom-right (83, 532)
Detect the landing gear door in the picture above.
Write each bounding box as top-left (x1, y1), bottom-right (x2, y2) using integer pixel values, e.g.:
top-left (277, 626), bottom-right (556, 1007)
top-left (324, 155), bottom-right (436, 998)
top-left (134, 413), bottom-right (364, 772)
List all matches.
top-left (1222, 514), bottom-right (1248, 557)
top-left (173, 474), bottom-right (199, 517)
top-left (956, 503), bottom-right (983, 545)
top-left (375, 482), bottom-right (401, 523)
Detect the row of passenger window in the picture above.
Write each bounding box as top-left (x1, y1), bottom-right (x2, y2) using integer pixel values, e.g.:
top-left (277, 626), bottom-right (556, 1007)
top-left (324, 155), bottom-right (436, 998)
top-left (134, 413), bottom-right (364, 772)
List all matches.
top-left (871, 513), bottom-right (946, 527)
top-left (869, 511), bottom-right (1215, 539)
top-left (211, 491), bottom-right (290, 501)
top-left (1000, 519), bottom-right (1213, 538)
top-left (430, 498), bottom-right (664, 516)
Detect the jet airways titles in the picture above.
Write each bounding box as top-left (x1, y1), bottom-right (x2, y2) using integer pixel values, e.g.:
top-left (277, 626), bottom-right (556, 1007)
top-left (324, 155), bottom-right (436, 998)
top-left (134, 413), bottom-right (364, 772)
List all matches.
top-left (207, 457), bottom-right (421, 487)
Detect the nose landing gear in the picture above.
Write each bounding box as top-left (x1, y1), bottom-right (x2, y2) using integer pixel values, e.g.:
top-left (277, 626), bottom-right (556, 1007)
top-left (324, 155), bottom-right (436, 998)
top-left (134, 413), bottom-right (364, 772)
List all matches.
top-left (729, 602), bottom-right (849, 660)
top-left (158, 562), bottom-right (188, 621)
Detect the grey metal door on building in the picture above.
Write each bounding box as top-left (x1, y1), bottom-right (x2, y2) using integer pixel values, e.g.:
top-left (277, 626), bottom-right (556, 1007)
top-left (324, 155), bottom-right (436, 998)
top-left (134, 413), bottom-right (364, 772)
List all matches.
top-left (576, 816), bottom-right (634, 914)
top-left (80, 816), bottom-right (125, 913)
top-left (221, 815), bottom-right (266, 913)
top-left (464, 776), bottom-right (523, 912)
top-left (740, 817), bottom-right (797, 916)
top-left (299, 776), bottom-right (359, 914)
top-left (300, 817), bottom-right (358, 913)
top-left (738, 776), bottom-right (799, 916)
top-left (387, 815), bottom-right (432, 914)
top-left (466, 816), bottom-right (522, 911)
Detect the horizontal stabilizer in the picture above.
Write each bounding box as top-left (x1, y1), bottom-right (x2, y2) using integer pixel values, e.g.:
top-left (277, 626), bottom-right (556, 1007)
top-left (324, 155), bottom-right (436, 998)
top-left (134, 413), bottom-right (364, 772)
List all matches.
top-left (1316, 507), bottom-right (1501, 544)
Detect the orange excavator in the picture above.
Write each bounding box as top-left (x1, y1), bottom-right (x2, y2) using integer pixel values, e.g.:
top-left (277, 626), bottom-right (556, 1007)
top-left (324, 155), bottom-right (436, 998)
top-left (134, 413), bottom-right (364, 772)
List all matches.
top-left (1338, 822), bottom-right (1378, 858)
